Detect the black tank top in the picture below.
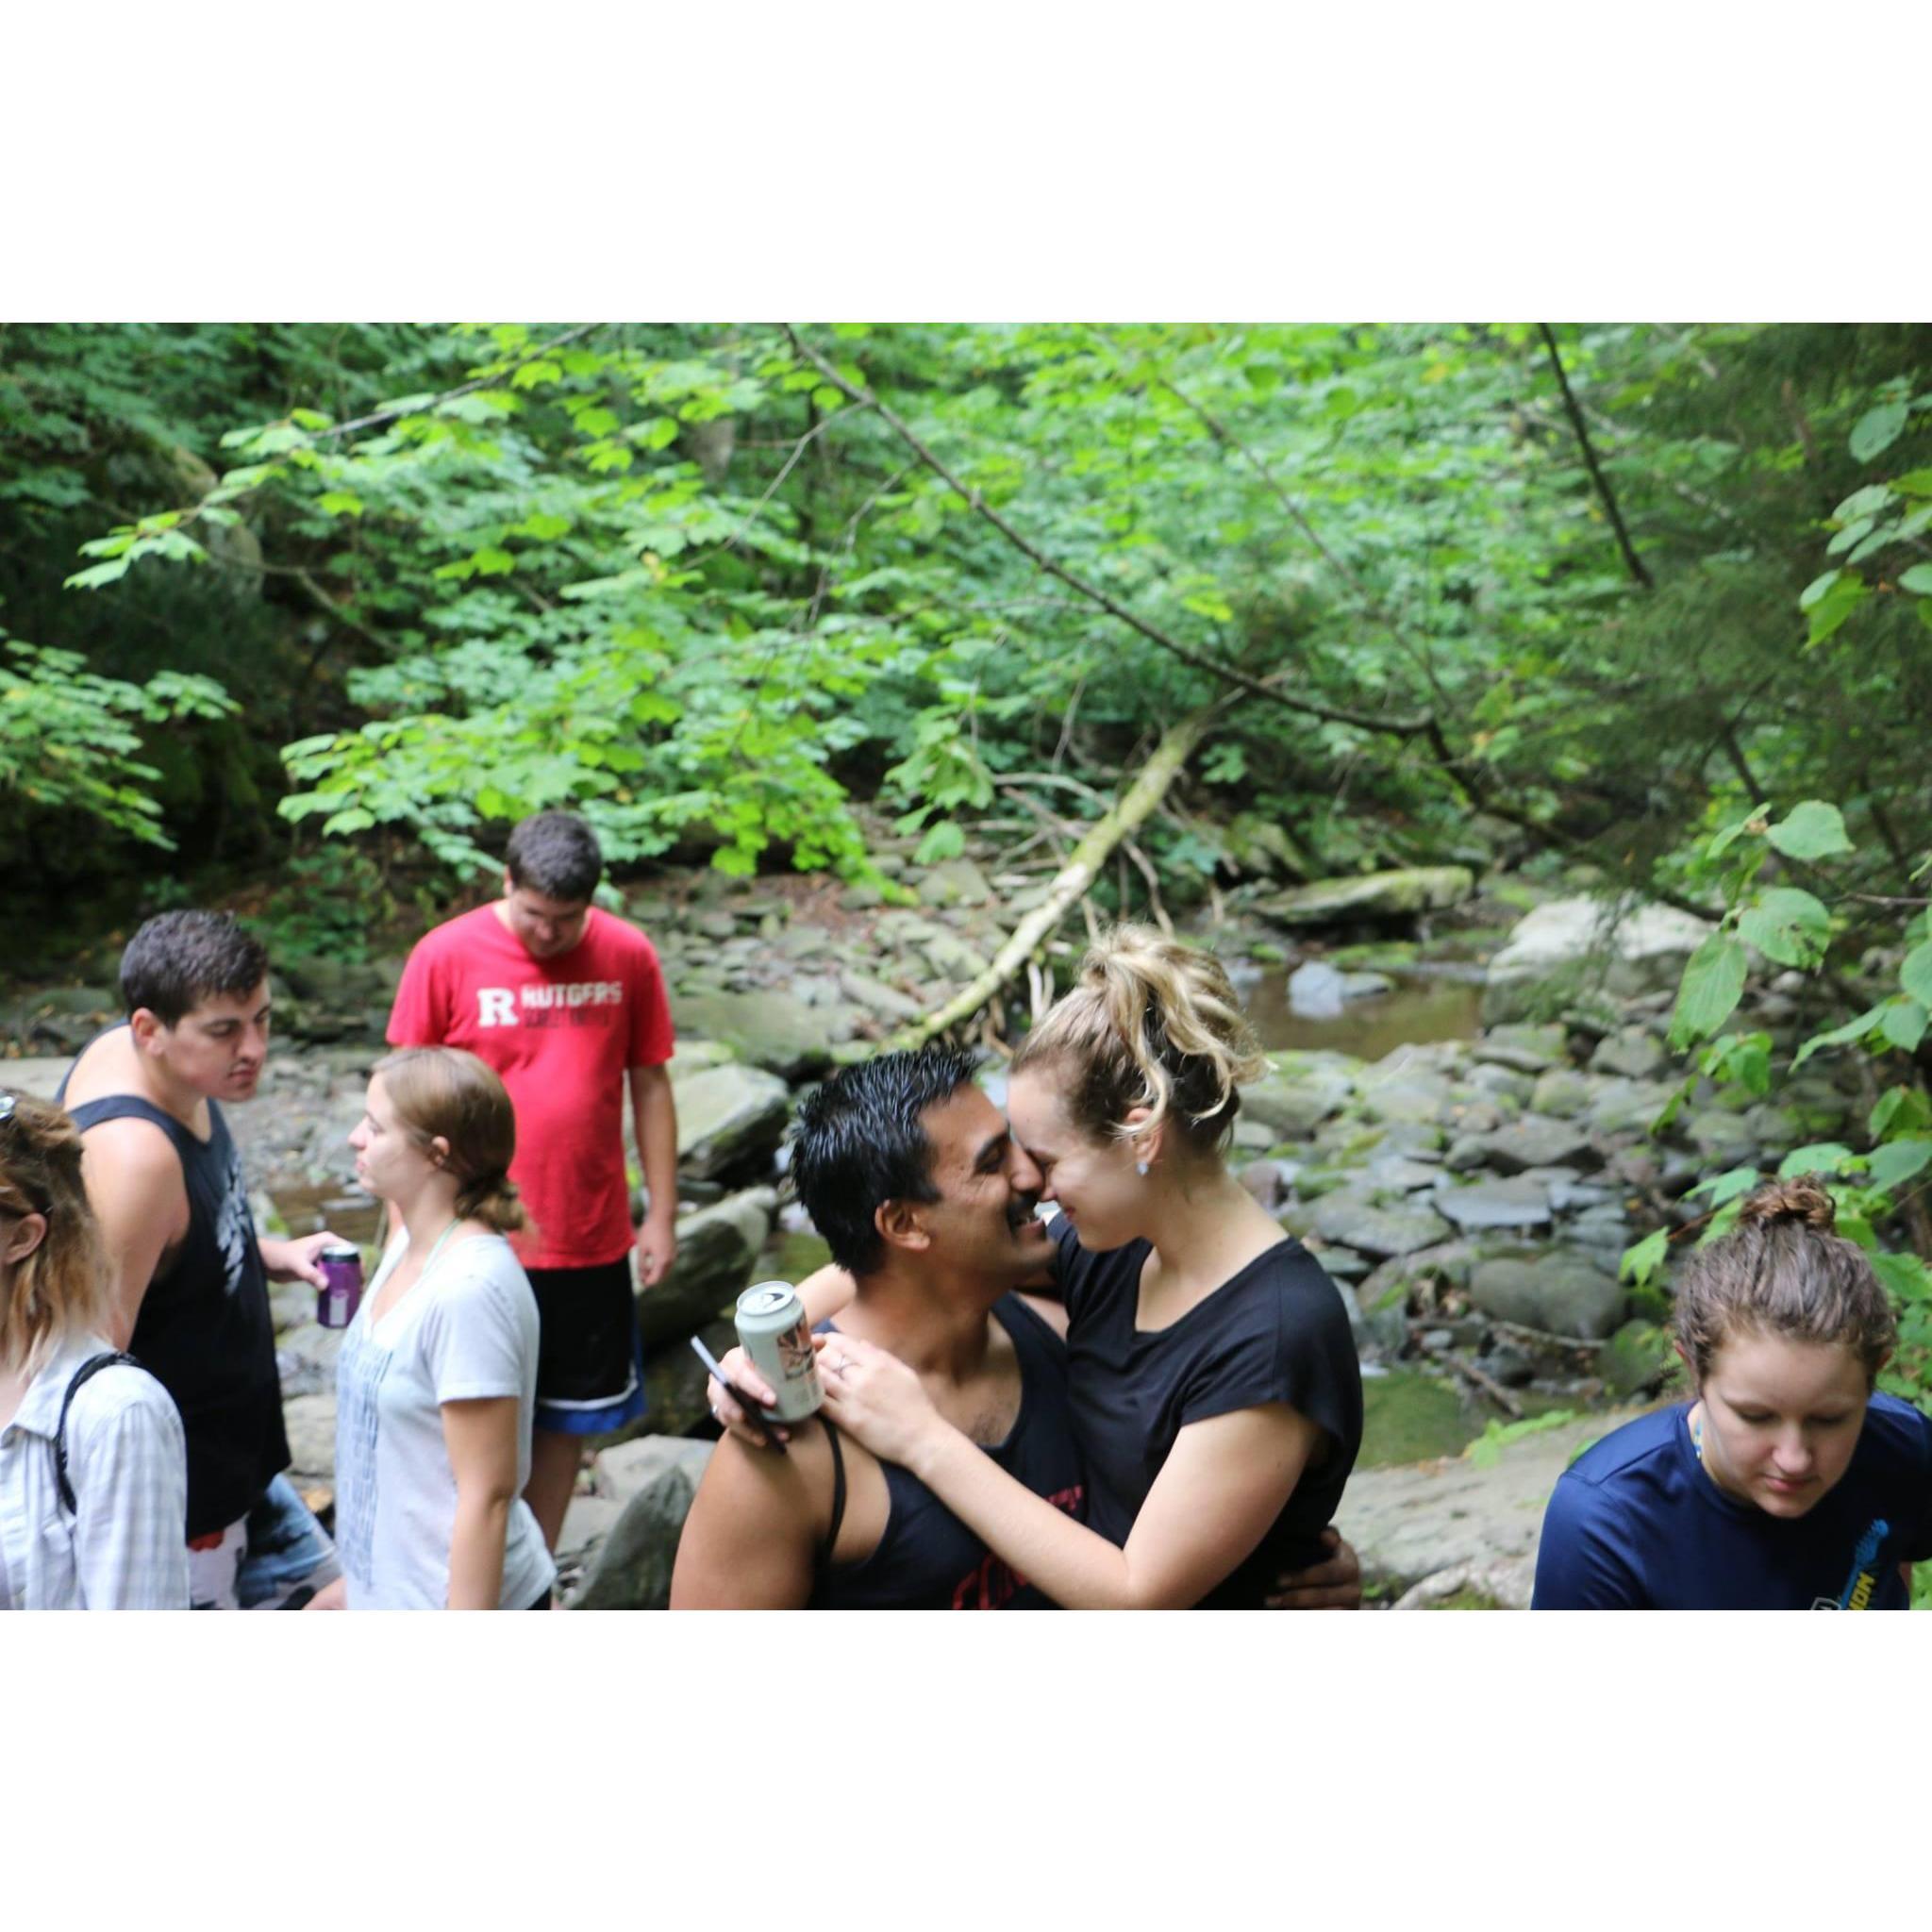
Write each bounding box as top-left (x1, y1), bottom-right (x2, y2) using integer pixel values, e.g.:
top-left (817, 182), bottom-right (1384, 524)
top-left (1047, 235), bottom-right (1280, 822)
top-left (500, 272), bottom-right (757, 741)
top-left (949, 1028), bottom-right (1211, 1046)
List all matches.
top-left (58, 1029), bottom-right (289, 1539)
top-left (809, 1294), bottom-right (1086, 1610)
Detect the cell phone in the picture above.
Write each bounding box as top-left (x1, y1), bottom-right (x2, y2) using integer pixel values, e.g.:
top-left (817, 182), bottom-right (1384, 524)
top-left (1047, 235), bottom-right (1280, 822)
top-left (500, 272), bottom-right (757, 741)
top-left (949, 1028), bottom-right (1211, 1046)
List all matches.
top-left (688, 1336), bottom-right (787, 1456)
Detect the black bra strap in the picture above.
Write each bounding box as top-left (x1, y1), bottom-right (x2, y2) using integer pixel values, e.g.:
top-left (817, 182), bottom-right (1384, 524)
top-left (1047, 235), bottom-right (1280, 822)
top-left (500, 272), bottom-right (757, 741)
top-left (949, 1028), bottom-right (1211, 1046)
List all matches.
top-left (56, 1351), bottom-right (142, 1516)
top-left (814, 1412), bottom-right (847, 1576)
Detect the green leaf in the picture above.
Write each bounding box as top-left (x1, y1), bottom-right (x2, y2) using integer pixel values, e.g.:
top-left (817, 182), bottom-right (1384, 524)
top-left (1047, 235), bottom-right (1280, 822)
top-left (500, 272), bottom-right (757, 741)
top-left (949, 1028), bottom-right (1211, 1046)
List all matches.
top-left (1879, 999), bottom-right (1928, 1054)
top-left (320, 807), bottom-right (375, 835)
top-left (1867, 1139), bottom-right (1932, 1193)
top-left (1764, 800), bottom-right (1854, 861)
top-left (1833, 484), bottom-right (1895, 521)
top-left (1706, 801), bottom-right (1770, 861)
top-left (1872, 1252), bottom-right (1932, 1305)
top-left (317, 491), bottom-right (363, 516)
top-left (1850, 401), bottom-right (1909, 461)
top-left (1737, 886), bottom-right (1830, 968)
top-left (1793, 1004), bottom-right (1885, 1067)
top-left (1776, 1141), bottom-right (1862, 1179)
top-left (63, 558), bottom-right (132, 589)
top-left (1902, 943), bottom-right (1932, 1008)
top-left (1899, 564), bottom-right (1932, 595)
top-left (1668, 933), bottom-right (1747, 1050)
top-left (471, 547), bottom-right (515, 575)
top-left (1890, 469), bottom-right (1932, 497)
top-left (1798, 570), bottom-right (1842, 610)
top-left (914, 820), bottom-right (966, 863)
top-left (1619, 1228), bottom-right (1670, 1289)
top-left (1869, 1087), bottom-right (1932, 1141)
top-left (1804, 573), bottom-right (1869, 646)
top-left (1686, 1166), bottom-right (1761, 1208)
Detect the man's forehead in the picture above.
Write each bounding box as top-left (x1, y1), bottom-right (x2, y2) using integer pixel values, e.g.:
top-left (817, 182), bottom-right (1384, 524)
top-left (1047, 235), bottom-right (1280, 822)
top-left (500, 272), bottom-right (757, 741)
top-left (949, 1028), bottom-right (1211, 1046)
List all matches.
top-left (508, 883), bottom-right (590, 919)
top-left (924, 1084), bottom-right (1006, 1162)
top-left (182, 980), bottom-right (273, 1024)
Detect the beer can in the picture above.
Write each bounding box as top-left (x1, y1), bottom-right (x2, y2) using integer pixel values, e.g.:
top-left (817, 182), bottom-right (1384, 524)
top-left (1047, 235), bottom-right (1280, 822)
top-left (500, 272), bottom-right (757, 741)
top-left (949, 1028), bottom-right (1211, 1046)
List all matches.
top-left (316, 1243), bottom-right (365, 1330)
top-left (734, 1280), bottom-right (824, 1422)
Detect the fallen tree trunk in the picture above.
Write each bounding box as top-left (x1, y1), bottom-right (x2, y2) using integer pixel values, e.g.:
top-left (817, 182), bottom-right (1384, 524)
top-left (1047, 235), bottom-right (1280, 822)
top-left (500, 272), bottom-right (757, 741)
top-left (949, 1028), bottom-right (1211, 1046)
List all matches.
top-left (892, 701), bottom-right (1225, 1051)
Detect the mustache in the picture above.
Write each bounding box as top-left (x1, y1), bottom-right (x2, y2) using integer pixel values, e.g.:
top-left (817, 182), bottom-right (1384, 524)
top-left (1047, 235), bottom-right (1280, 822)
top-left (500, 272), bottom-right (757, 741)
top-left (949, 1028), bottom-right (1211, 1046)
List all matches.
top-left (1006, 1193), bottom-right (1041, 1229)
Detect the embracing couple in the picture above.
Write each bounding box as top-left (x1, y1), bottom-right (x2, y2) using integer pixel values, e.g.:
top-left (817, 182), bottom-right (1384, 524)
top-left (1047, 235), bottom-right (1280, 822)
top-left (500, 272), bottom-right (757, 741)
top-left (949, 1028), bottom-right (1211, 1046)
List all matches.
top-left (673, 924), bottom-right (1365, 1611)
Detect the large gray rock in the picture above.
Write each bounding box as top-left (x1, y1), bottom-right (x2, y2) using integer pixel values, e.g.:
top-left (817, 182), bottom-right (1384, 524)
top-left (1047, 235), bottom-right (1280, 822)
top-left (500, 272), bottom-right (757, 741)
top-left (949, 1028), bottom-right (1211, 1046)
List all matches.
top-left (593, 1435), bottom-right (716, 1508)
top-left (672, 991), bottom-right (835, 1079)
top-left (1310, 1191), bottom-right (1454, 1259)
top-left (1591, 1027), bottom-right (1666, 1080)
top-left (1529, 1067), bottom-right (1596, 1119)
top-left (1467, 1252), bottom-right (1625, 1339)
top-left (1434, 1176), bottom-right (1556, 1234)
top-left (1477, 1114), bottom-right (1603, 1174)
top-left (917, 858), bottom-right (993, 908)
top-left (675, 1063), bottom-right (791, 1180)
top-left (1482, 896), bottom-right (1712, 1025)
top-left (637, 1188), bottom-right (776, 1348)
top-left (1588, 1077), bottom-right (1678, 1138)
top-left (1339, 1408), bottom-right (1643, 1598)
top-left (571, 1440), bottom-right (714, 1609)
top-left (1259, 866), bottom-right (1474, 928)
top-left (1244, 1069), bottom-right (1354, 1137)
top-left (1357, 1073), bottom-right (1455, 1126)
top-left (1473, 1024), bottom-right (1568, 1074)
top-left (283, 1392), bottom-right (336, 1482)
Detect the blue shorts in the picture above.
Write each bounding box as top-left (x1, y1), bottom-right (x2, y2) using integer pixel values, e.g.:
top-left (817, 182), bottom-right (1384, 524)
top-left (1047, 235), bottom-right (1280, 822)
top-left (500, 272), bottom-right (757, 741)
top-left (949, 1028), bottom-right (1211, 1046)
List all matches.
top-left (189, 1474), bottom-right (341, 1610)
top-left (527, 1258), bottom-right (649, 1437)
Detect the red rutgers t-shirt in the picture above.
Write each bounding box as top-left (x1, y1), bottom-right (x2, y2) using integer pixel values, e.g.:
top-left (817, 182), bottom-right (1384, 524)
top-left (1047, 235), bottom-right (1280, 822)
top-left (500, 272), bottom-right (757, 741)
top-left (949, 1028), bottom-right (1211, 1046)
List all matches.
top-left (385, 904), bottom-right (675, 1270)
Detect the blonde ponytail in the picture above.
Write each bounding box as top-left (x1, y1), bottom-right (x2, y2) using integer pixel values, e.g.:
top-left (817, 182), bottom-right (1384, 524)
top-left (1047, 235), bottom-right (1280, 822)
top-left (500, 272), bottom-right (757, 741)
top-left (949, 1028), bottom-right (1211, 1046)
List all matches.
top-left (1012, 924), bottom-right (1266, 1153)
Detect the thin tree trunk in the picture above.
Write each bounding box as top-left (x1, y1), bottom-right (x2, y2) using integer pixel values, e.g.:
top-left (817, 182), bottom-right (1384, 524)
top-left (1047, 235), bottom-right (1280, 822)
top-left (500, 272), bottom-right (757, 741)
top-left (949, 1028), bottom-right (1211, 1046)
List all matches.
top-left (892, 701), bottom-right (1225, 1049)
top-left (1538, 324), bottom-right (1654, 590)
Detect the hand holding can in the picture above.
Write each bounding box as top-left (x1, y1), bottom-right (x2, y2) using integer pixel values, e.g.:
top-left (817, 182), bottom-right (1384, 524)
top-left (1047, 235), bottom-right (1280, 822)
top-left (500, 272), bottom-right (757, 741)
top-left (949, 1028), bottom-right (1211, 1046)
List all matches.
top-left (316, 1244), bottom-right (365, 1329)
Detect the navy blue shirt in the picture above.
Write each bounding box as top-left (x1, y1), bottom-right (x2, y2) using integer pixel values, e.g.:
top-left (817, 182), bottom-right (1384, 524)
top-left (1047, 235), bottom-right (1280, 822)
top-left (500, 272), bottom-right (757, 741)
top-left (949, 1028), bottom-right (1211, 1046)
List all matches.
top-left (1534, 1395), bottom-right (1932, 1609)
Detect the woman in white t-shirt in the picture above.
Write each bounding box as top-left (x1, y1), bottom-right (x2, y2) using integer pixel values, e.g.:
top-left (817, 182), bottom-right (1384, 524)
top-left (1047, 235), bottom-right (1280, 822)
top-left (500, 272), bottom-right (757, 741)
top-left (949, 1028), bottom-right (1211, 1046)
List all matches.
top-left (1, 1090), bottom-right (188, 1610)
top-left (308, 1049), bottom-right (556, 1611)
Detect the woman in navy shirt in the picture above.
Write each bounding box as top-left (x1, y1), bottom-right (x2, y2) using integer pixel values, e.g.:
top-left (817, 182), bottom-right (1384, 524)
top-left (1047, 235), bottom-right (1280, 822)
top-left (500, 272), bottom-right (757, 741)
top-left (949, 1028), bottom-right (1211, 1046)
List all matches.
top-left (1535, 1176), bottom-right (1932, 1609)
top-left (812, 927), bottom-right (1363, 1609)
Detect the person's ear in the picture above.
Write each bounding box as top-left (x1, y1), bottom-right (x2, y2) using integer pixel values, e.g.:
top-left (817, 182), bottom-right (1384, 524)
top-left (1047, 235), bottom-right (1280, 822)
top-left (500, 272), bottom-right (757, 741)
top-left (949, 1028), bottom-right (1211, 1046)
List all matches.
top-left (2, 1210), bottom-right (48, 1268)
top-left (874, 1198), bottom-right (931, 1255)
top-left (428, 1136), bottom-right (453, 1172)
top-left (128, 1008), bottom-right (167, 1055)
top-left (1122, 1108), bottom-right (1161, 1174)
top-left (502, 871), bottom-right (515, 901)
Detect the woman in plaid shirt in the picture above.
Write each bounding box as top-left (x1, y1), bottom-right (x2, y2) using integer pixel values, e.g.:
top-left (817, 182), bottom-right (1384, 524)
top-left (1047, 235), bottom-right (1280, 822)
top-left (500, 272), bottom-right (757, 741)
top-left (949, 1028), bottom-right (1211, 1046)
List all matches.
top-left (0, 1091), bottom-right (189, 1610)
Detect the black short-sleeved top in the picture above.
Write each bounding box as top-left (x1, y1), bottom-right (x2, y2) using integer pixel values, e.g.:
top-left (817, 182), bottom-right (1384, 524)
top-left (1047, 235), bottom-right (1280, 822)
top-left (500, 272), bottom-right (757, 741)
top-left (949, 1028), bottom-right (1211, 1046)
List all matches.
top-left (1053, 1215), bottom-right (1362, 1608)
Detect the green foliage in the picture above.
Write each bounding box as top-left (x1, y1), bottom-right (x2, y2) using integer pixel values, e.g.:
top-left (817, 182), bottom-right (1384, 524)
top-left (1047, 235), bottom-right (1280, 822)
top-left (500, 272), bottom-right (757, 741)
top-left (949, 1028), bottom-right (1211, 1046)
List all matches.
top-left (0, 629), bottom-right (237, 848)
top-left (1464, 1409), bottom-right (1576, 1467)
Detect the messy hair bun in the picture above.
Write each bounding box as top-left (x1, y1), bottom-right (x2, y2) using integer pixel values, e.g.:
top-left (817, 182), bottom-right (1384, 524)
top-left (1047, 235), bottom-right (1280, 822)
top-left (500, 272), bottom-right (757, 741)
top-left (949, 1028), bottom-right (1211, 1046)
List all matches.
top-left (1011, 924), bottom-right (1267, 1155)
top-left (1675, 1173), bottom-right (1892, 1386)
top-left (1734, 1177), bottom-right (1838, 1231)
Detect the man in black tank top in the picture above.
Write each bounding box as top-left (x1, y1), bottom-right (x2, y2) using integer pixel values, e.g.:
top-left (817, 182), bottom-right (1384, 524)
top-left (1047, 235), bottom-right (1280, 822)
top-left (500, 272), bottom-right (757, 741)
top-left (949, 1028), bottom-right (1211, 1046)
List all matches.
top-left (59, 912), bottom-right (348, 1608)
top-left (673, 1049), bottom-right (1086, 1608)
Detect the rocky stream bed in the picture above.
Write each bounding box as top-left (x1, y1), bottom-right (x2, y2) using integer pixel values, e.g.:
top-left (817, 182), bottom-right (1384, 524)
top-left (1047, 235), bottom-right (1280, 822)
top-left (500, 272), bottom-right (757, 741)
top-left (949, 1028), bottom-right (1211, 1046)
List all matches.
top-left (4, 854), bottom-right (1874, 1608)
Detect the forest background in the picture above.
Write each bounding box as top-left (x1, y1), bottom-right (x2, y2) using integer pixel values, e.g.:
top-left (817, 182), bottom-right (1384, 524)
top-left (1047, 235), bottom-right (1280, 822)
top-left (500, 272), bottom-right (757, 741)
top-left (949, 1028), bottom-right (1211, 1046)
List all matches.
top-left (4, 316), bottom-right (1931, 1447)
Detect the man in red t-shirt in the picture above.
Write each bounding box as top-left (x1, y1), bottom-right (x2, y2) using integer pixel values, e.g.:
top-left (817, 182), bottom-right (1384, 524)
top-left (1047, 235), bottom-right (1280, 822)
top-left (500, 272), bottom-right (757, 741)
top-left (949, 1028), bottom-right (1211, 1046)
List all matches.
top-left (386, 811), bottom-right (678, 1549)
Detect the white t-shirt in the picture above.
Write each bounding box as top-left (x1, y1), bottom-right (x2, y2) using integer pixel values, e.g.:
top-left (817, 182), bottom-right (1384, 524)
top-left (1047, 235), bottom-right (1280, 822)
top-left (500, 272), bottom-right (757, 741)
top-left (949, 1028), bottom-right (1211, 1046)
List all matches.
top-left (333, 1228), bottom-right (556, 1610)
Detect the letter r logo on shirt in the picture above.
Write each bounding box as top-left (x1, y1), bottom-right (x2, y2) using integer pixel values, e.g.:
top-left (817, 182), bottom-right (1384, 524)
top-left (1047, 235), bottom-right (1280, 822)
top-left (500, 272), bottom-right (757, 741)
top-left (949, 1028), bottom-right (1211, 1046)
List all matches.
top-left (476, 988), bottom-right (517, 1027)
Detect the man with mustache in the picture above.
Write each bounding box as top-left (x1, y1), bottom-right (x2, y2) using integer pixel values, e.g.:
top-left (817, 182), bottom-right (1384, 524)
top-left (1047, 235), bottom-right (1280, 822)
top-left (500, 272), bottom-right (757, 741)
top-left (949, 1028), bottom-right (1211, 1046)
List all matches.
top-left (59, 910), bottom-right (344, 1608)
top-left (672, 1046), bottom-right (1358, 1609)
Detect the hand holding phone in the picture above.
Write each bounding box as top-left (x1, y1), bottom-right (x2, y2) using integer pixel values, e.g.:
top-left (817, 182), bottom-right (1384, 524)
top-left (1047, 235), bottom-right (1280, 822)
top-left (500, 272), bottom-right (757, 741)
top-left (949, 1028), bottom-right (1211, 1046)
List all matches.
top-left (689, 1336), bottom-right (788, 1456)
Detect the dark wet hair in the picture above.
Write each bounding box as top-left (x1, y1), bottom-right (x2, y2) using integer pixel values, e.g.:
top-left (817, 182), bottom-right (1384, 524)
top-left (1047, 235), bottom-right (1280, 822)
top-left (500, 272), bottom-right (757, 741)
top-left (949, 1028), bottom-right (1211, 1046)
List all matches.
top-left (788, 1046), bottom-right (981, 1276)
top-left (120, 910), bottom-right (271, 1025)
top-left (505, 811), bottom-right (603, 904)
top-left (1675, 1174), bottom-right (1896, 1387)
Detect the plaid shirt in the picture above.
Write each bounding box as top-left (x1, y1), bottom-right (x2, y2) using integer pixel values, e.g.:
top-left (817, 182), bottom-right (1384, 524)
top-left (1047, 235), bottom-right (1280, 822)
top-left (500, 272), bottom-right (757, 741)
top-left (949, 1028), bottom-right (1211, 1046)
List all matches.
top-left (0, 1330), bottom-right (189, 1609)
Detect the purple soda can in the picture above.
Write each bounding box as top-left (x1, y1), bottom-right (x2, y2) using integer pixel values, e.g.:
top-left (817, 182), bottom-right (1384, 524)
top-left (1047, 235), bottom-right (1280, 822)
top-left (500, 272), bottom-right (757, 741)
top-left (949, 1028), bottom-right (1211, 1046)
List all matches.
top-left (316, 1244), bottom-right (364, 1329)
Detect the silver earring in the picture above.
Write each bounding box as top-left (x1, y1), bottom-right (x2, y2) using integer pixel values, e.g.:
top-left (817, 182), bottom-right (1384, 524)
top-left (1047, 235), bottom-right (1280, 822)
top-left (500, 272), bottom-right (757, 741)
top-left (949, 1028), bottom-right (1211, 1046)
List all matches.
top-left (1136, 1160), bottom-right (1149, 1176)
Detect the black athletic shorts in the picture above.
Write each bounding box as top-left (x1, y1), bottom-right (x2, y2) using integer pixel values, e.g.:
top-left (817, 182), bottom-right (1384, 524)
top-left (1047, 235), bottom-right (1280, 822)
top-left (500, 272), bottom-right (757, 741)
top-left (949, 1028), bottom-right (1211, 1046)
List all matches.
top-left (526, 1257), bottom-right (647, 1436)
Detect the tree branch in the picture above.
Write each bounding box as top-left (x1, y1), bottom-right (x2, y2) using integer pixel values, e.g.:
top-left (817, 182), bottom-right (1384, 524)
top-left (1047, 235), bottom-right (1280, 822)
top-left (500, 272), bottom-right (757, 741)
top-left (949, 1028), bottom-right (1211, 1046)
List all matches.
top-left (783, 327), bottom-right (1433, 740)
top-left (1538, 324), bottom-right (1654, 589)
